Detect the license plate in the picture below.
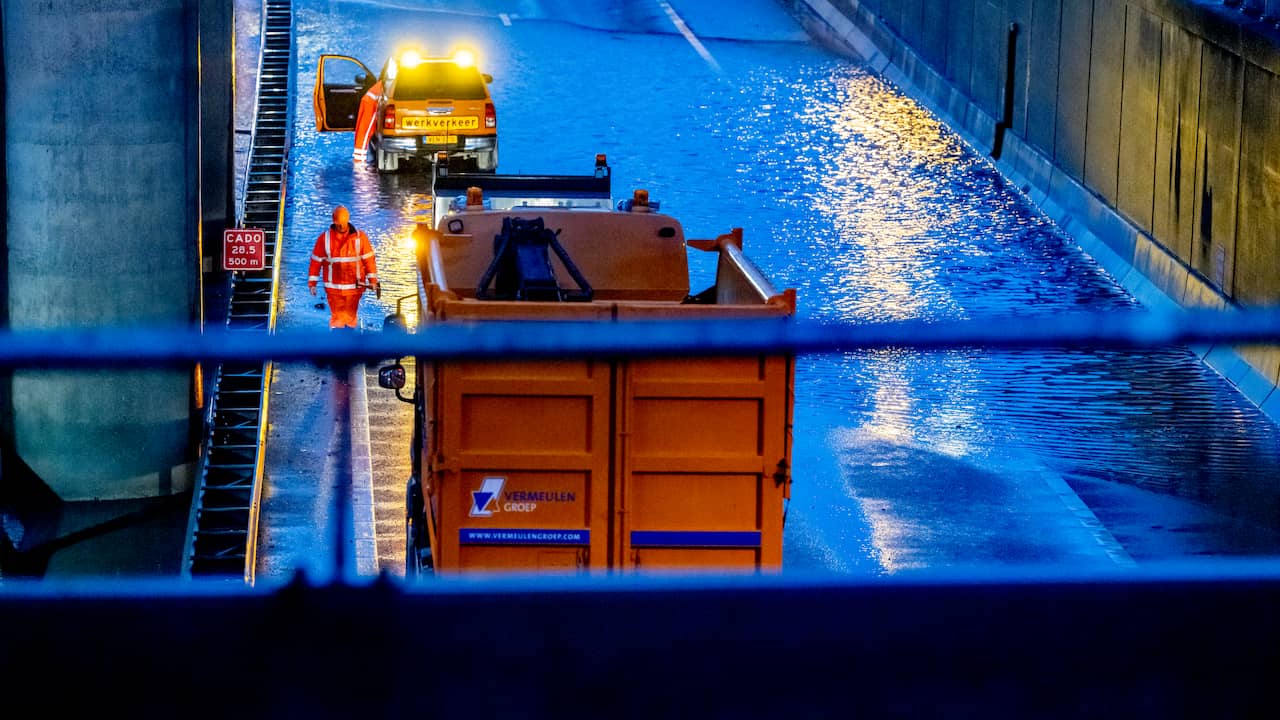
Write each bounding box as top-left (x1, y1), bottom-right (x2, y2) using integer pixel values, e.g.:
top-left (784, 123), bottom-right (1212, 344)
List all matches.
top-left (401, 116), bottom-right (479, 130)
top-left (424, 135), bottom-right (458, 144)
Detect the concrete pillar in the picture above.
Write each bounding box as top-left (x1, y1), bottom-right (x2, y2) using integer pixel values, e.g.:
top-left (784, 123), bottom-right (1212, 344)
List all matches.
top-left (201, 0), bottom-right (234, 283)
top-left (3, 0), bottom-right (200, 501)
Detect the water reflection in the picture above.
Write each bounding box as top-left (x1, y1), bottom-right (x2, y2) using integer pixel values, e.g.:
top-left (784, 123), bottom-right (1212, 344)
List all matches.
top-left (761, 62), bottom-right (1280, 569)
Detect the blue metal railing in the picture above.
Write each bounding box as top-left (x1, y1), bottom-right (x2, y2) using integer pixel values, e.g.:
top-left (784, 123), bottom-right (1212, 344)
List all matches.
top-left (2, 307), bottom-right (1280, 367)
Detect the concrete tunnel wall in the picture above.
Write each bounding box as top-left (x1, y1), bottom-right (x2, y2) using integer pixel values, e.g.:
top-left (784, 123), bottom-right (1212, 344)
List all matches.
top-left (794, 0), bottom-right (1280, 419)
top-left (2, 0), bottom-right (202, 501)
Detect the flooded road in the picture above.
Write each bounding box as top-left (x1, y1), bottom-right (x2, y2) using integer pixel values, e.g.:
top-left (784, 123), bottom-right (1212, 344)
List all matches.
top-left (280, 0), bottom-right (1280, 575)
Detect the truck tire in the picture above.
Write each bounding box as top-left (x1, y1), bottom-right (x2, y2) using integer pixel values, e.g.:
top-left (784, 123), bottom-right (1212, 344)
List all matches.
top-left (405, 476), bottom-right (426, 578)
top-left (405, 517), bottom-right (419, 579)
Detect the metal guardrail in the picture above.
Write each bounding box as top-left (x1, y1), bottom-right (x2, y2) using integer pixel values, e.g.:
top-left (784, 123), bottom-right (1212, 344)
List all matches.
top-left (181, 0), bottom-right (292, 583)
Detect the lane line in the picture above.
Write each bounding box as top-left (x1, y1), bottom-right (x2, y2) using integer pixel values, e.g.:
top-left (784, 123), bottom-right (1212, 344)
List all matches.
top-left (349, 363), bottom-right (380, 577)
top-left (656, 0), bottom-right (722, 74)
top-left (1038, 468), bottom-right (1137, 568)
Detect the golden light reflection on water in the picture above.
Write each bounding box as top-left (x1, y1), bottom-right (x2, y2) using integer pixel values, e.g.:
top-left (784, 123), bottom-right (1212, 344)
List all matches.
top-left (814, 70), bottom-right (987, 546)
top-left (816, 72), bottom-right (968, 324)
top-left (828, 347), bottom-right (987, 574)
top-left (376, 224), bottom-right (422, 330)
top-left (763, 66), bottom-right (988, 571)
top-left (830, 351), bottom-right (984, 458)
top-left (345, 171), bottom-right (426, 330)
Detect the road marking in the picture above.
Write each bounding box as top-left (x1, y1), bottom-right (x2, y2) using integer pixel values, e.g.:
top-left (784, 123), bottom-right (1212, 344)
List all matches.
top-left (657, 0), bottom-right (722, 74)
top-left (1038, 468), bottom-right (1137, 568)
top-left (499, 12), bottom-right (512, 26)
top-left (349, 363), bottom-right (380, 577)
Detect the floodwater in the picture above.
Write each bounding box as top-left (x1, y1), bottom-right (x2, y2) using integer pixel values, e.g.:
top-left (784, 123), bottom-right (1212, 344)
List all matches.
top-left (282, 0), bottom-right (1280, 575)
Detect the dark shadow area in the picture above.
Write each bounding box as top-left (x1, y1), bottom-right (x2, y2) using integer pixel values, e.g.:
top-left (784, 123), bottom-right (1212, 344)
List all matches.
top-left (1, 568), bottom-right (1278, 716)
top-left (1, 493), bottom-right (189, 578)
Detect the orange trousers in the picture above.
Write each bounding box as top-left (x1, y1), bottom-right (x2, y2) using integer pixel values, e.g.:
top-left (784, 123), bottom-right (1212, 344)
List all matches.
top-left (326, 289), bottom-right (363, 329)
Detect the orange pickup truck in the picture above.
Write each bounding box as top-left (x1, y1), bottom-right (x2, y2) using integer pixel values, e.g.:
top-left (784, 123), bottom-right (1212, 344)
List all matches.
top-left (313, 49), bottom-right (497, 173)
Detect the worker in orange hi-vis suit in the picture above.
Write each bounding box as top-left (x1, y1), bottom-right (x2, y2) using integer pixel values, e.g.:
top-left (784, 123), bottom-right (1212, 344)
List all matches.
top-left (309, 205), bottom-right (380, 330)
top-left (352, 80), bottom-right (383, 163)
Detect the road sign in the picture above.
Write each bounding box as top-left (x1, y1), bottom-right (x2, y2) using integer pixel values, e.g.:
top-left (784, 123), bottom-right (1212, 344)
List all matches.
top-left (223, 228), bottom-right (265, 271)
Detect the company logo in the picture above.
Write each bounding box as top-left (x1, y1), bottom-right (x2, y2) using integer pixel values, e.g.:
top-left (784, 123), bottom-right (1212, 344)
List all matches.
top-left (470, 476), bottom-right (505, 517)
top-left (469, 476), bottom-right (579, 516)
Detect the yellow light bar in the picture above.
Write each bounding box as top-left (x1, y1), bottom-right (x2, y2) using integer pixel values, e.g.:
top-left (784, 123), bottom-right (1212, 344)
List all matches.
top-left (452, 49), bottom-right (475, 68)
top-left (400, 50), bottom-right (423, 68)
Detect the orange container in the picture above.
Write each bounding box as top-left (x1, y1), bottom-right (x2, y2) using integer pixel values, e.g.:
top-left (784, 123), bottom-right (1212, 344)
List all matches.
top-left (403, 204), bottom-right (796, 575)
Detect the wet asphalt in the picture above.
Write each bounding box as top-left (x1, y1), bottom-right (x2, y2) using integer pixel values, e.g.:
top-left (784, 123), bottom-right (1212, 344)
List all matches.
top-left (253, 0), bottom-right (1280, 581)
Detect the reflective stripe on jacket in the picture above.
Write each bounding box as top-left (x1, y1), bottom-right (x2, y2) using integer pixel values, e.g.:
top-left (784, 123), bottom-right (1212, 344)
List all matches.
top-left (308, 224), bottom-right (378, 291)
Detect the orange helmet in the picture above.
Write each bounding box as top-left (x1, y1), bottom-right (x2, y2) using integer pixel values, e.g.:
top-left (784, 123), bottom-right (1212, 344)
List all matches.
top-left (332, 205), bottom-right (350, 225)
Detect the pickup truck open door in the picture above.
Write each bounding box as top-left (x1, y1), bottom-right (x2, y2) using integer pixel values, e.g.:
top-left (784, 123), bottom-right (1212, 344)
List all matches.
top-left (312, 54), bottom-right (375, 132)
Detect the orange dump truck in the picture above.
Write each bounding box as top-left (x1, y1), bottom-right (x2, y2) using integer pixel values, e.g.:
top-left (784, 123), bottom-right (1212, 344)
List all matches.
top-left (381, 160), bottom-right (796, 576)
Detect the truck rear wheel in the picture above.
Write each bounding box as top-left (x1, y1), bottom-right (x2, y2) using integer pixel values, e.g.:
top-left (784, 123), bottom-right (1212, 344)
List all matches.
top-left (405, 516), bottom-right (419, 579)
top-left (405, 476), bottom-right (428, 578)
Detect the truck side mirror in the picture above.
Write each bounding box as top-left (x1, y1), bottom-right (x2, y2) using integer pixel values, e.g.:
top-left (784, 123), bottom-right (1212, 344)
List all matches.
top-left (482, 73), bottom-right (493, 84)
top-left (378, 363), bottom-right (406, 391)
